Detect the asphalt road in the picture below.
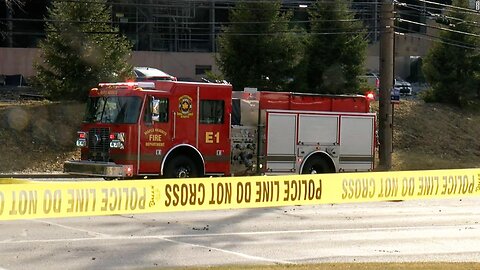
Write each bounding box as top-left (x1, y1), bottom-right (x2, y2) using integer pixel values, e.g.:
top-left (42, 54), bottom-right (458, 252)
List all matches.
top-left (1, 198), bottom-right (479, 270)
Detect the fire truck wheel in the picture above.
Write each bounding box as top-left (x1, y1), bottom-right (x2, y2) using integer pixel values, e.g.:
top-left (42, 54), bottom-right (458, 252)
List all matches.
top-left (165, 156), bottom-right (199, 178)
top-left (301, 156), bottom-right (331, 174)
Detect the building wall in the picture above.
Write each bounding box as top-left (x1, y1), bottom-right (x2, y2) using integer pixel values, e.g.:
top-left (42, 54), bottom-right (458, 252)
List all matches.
top-left (0, 48), bottom-right (41, 77)
top-left (131, 51), bottom-right (219, 80)
top-left (0, 34), bottom-right (432, 81)
top-left (366, 33), bottom-right (432, 79)
top-left (0, 48), bottom-right (219, 81)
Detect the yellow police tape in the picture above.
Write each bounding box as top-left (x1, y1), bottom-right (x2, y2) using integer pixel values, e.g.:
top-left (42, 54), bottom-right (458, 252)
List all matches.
top-left (1, 168), bottom-right (480, 220)
top-left (0, 178), bottom-right (31, 184)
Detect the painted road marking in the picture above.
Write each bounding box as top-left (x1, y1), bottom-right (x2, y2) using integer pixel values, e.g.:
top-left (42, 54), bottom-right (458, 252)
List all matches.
top-left (1, 221), bottom-right (479, 265)
top-left (35, 220), bottom-right (110, 237)
top-left (162, 237), bottom-right (294, 264)
top-left (15, 220), bottom-right (294, 265)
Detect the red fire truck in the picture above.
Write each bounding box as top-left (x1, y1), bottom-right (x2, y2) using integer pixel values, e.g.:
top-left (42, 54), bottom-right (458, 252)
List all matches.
top-left (64, 80), bottom-right (376, 179)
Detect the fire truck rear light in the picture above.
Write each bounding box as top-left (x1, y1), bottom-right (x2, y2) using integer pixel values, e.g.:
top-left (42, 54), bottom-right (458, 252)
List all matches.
top-left (366, 92), bottom-right (375, 100)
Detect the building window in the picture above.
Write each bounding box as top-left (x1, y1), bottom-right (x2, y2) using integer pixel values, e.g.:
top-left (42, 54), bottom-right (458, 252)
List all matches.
top-left (195, 65), bottom-right (212, 75)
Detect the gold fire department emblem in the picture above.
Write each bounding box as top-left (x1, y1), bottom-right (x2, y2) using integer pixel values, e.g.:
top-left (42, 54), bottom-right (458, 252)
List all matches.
top-left (178, 95), bottom-right (193, 118)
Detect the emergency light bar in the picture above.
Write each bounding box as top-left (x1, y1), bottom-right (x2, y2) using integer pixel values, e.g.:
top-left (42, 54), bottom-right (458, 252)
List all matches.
top-left (98, 82), bottom-right (155, 89)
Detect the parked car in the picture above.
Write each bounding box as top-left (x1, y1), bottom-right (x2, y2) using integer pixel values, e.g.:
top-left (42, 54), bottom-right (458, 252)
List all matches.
top-left (134, 67), bottom-right (177, 81)
top-left (359, 72), bottom-right (380, 92)
top-left (394, 77), bottom-right (412, 96)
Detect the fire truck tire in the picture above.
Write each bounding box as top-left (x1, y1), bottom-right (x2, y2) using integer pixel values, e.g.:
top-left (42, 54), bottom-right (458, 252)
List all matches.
top-left (301, 156), bottom-right (332, 174)
top-left (164, 155), bottom-right (200, 178)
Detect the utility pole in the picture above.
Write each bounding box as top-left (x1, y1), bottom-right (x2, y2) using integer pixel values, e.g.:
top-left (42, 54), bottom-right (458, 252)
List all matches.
top-left (378, 0), bottom-right (394, 170)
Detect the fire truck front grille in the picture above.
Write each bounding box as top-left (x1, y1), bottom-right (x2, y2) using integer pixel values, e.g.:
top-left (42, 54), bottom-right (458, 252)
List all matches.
top-left (88, 128), bottom-right (110, 162)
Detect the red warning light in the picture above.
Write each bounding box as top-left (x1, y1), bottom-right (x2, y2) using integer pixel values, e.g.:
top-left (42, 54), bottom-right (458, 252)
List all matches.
top-left (366, 92), bottom-right (375, 100)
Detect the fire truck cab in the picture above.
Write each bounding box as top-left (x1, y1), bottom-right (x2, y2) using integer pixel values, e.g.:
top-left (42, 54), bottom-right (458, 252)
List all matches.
top-left (64, 80), bottom-right (376, 179)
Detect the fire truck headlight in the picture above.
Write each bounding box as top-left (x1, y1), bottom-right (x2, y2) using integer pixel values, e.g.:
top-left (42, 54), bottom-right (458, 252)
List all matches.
top-left (76, 139), bottom-right (87, 148)
top-left (124, 165), bottom-right (133, 177)
top-left (109, 132), bottom-right (126, 149)
top-left (110, 132), bottom-right (126, 142)
top-left (110, 140), bottom-right (124, 149)
top-left (76, 131), bottom-right (88, 147)
top-left (117, 132), bottom-right (126, 142)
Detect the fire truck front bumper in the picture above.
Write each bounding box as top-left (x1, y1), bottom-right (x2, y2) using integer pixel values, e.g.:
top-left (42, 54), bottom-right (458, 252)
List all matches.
top-left (63, 160), bottom-right (134, 178)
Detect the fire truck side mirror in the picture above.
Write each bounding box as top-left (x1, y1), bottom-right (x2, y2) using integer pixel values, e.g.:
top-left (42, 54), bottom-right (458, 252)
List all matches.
top-left (151, 98), bottom-right (160, 122)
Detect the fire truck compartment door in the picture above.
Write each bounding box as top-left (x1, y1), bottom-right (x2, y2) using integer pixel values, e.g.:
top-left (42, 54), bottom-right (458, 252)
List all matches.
top-left (266, 113), bottom-right (296, 172)
top-left (339, 115), bottom-right (375, 171)
top-left (298, 114), bottom-right (339, 144)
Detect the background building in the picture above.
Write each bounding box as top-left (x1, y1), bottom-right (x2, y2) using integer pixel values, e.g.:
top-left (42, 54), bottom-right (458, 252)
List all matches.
top-left (0, 0), bottom-right (456, 81)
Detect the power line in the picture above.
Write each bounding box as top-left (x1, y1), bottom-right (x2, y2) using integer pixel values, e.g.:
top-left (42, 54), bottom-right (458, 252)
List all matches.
top-left (396, 9), bottom-right (480, 29)
top-left (394, 25), bottom-right (478, 50)
top-left (44, 0), bottom-right (383, 11)
top-left (396, 17), bottom-right (480, 38)
top-left (395, 1), bottom-right (480, 28)
top-left (0, 17), bottom-right (378, 25)
top-left (394, 1), bottom-right (444, 14)
top-left (415, 0), bottom-right (480, 15)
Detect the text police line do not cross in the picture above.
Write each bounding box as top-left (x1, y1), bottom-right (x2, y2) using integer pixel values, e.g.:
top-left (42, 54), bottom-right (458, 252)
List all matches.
top-left (1, 168), bottom-right (480, 220)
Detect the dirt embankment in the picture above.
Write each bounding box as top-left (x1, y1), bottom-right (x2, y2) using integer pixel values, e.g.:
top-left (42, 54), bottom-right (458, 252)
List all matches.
top-left (388, 100), bottom-right (480, 170)
top-left (0, 98), bottom-right (84, 173)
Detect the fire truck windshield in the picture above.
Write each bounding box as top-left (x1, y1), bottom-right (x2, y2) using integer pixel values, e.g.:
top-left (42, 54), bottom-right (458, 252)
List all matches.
top-left (84, 96), bottom-right (142, 124)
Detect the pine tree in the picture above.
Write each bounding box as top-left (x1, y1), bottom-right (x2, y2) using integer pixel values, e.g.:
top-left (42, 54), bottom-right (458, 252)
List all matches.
top-left (302, 0), bottom-right (367, 94)
top-left (422, 0), bottom-right (480, 108)
top-left (217, 0), bottom-right (304, 92)
top-left (34, 0), bottom-right (133, 101)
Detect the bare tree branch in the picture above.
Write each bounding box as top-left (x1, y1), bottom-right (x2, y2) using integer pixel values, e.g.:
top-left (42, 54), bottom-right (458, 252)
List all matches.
top-left (2, 0), bottom-right (26, 42)
top-left (4, 0), bottom-right (25, 9)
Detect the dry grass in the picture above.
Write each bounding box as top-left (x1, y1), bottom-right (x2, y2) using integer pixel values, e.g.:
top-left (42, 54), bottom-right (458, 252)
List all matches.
top-left (163, 263), bottom-right (480, 270)
top-left (0, 101), bottom-right (83, 172)
top-left (372, 99), bottom-right (480, 171)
